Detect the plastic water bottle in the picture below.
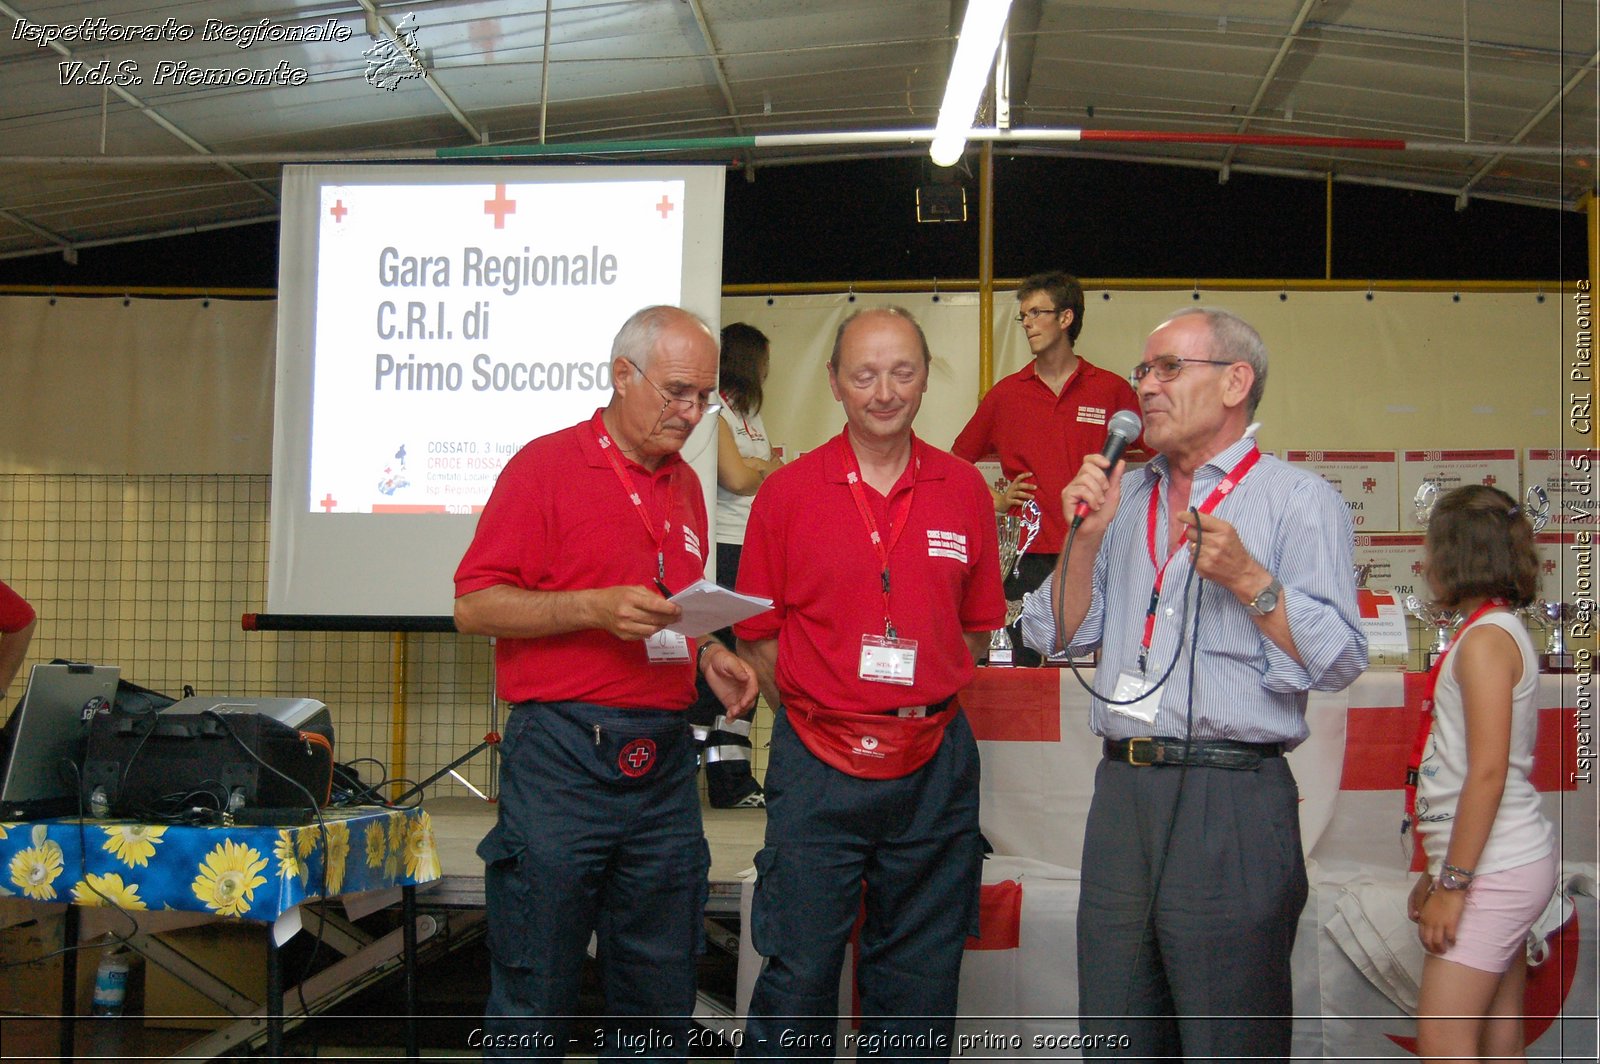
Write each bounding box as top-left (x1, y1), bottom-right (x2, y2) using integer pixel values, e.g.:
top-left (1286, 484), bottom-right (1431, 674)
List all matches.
top-left (91, 943), bottom-right (129, 1017)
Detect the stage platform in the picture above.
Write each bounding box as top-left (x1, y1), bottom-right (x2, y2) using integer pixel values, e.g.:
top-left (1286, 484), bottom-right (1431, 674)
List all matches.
top-left (419, 795), bottom-right (766, 915)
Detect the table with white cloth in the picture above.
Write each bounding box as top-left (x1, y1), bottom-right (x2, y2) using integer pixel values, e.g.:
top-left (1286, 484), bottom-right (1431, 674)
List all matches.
top-left (738, 669), bottom-right (1597, 1059)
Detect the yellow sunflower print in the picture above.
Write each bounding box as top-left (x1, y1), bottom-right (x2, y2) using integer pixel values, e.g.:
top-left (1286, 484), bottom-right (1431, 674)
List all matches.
top-left (320, 821), bottom-right (351, 896)
top-left (273, 830), bottom-right (301, 879)
top-left (9, 825), bottom-right (64, 901)
top-left (191, 839), bottom-right (268, 917)
top-left (404, 812), bottom-right (440, 881)
top-left (72, 872), bottom-right (147, 909)
top-left (102, 824), bottom-right (166, 867)
top-left (364, 818), bottom-right (387, 870)
top-left (385, 812), bottom-right (406, 877)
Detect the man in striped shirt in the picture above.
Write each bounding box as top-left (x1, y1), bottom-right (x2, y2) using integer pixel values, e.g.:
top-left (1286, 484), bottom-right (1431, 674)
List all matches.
top-left (1019, 307), bottom-right (1367, 1061)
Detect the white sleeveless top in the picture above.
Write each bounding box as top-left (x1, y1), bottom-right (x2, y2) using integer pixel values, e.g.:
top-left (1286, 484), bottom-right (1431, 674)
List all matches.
top-left (715, 400), bottom-right (772, 546)
top-left (1417, 611), bottom-right (1556, 874)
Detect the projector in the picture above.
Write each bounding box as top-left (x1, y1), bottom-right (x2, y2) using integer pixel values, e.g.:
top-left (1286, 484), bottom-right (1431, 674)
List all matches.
top-left (81, 696), bottom-right (336, 815)
top-left (160, 696), bottom-right (333, 742)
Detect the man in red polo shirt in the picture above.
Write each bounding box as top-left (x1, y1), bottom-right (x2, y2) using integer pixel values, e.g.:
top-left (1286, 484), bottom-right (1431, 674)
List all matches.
top-left (454, 305), bottom-right (758, 1061)
top-left (734, 306), bottom-right (1005, 1059)
top-left (952, 271), bottom-right (1142, 663)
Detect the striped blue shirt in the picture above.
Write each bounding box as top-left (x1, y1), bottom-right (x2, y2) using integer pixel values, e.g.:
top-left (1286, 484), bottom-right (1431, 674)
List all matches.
top-left (1019, 436), bottom-right (1368, 748)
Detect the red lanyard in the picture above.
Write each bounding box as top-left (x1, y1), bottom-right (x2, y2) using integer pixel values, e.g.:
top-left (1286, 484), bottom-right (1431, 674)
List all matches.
top-left (1136, 446), bottom-right (1261, 671)
top-left (840, 434), bottom-right (919, 640)
top-left (721, 395), bottom-right (764, 443)
top-left (1403, 597), bottom-right (1507, 834)
top-left (593, 420), bottom-right (675, 585)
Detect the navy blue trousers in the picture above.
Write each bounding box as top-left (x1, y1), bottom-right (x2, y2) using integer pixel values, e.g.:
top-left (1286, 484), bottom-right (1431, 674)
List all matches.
top-left (740, 709), bottom-right (984, 1062)
top-left (478, 702), bottom-right (709, 1062)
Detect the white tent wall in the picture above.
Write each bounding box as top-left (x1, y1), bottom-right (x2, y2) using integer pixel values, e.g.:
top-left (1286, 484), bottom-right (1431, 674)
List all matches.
top-left (0, 288), bottom-right (1575, 476)
top-left (724, 289), bottom-right (1571, 458)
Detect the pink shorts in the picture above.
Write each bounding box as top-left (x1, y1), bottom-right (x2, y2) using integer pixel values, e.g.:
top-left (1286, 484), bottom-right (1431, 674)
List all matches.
top-left (1430, 850), bottom-right (1559, 973)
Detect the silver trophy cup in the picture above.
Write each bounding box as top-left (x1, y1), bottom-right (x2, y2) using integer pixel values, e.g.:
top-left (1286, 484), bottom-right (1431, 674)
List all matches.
top-left (1526, 600), bottom-right (1575, 671)
top-left (1404, 593), bottom-right (1457, 670)
top-left (989, 494), bottom-right (1043, 666)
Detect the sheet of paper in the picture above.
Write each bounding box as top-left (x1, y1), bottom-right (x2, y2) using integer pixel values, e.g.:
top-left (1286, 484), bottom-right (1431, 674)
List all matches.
top-left (664, 579), bottom-right (773, 638)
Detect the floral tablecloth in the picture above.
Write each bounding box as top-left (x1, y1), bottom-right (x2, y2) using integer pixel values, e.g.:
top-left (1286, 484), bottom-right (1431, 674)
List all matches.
top-left (1, 806), bottom-right (439, 920)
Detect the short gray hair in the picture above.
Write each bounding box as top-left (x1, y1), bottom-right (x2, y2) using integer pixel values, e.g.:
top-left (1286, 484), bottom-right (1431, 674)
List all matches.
top-left (1163, 306), bottom-right (1268, 418)
top-left (611, 305), bottom-right (713, 369)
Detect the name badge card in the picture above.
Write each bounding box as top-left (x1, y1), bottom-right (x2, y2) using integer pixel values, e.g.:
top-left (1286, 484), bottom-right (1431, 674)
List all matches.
top-left (860, 635), bottom-right (917, 686)
top-left (1109, 671), bottom-right (1160, 724)
top-left (645, 629), bottom-right (691, 664)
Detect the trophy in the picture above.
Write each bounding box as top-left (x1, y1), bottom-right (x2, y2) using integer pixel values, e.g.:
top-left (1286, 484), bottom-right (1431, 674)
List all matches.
top-left (1524, 484), bottom-right (1551, 533)
top-left (1404, 593), bottom-right (1457, 670)
top-left (1526, 600), bottom-right (1575, 671)
top-left (989, 493), bottom-right (1043, 666)
top-left (1413, 479), bottom-right (1441, 527)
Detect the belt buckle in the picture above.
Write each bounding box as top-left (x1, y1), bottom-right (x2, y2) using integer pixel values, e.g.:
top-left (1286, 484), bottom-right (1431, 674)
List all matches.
top-left (1126, 737), bottom-right (1157, 766)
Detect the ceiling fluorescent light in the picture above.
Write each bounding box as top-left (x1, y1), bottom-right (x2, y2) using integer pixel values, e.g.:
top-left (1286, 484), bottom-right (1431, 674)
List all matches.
top-left (930, 0), bottom-right (1014, 167)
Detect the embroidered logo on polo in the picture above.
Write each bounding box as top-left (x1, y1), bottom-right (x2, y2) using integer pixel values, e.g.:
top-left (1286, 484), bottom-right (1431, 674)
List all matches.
top-left (1077, 406), bottom-right (1108, 425)
top-left (618, 738), bottom-right (657, 777)
top-left (927, 529), bottom-right (969, 563)
top-left (682, 525), bottom-right (703, 561)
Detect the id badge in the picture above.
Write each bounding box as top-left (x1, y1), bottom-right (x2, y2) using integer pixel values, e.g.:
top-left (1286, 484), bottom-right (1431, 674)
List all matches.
top-left (859, 634), bottom-right (918, 686)
top-left (645, 629), bottom-right (691, 664)
top-left (1108, 670), bottom-right (1160, 724)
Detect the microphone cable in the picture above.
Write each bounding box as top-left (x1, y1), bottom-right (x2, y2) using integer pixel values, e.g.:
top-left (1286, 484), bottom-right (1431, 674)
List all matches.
top-left (1047, 500), bottom-right (1215, 1022)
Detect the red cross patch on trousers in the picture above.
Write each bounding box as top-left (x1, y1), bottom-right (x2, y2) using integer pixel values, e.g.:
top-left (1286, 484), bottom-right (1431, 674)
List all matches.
top-left (618, 738), bottom-right (657, 778)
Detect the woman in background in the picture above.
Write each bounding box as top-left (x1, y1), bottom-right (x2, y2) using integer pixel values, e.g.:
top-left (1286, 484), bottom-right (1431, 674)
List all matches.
top-left (692, 323), bottom-right (782, 808)
top-left (1407, 484), bottom-right (1558, 1063)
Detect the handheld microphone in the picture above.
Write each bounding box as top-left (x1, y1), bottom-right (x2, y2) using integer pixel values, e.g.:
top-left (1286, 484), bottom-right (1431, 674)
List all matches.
top-left (1070, 409), bottom-right (1143, 529)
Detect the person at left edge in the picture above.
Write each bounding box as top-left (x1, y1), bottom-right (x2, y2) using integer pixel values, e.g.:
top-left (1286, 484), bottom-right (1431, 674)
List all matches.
top-left (454, 305), bottom-right (760, 1062)
top-left (734, 306), bottom-right (1005, 1060)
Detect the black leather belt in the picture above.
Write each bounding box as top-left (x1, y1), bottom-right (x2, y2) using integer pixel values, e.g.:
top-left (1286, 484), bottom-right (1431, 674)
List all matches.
top-left (1103, 736), bottom-right (1284, 771)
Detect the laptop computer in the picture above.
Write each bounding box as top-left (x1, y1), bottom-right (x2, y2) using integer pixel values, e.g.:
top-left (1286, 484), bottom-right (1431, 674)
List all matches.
top-left (0, 662), bottom-right (120, 820)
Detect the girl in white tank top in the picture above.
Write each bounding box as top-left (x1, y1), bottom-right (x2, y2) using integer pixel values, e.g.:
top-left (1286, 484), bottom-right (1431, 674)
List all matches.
top-left (1408, 484), bottom-right (1557, 1062)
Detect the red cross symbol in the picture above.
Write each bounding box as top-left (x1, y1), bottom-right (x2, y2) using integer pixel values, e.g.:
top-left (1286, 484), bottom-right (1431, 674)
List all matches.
top-left (618, 738), bottom-right (657, 778)
top-left (329, 199), bottom-right (348, 223)
top-left (1362, 477), bottom-right (1376, 493)
top-left (485, 184), bottom-right (517, 229)
top-left (1544, 559), bottom-right (1557, 574)
top-left (655, 194), bottom-right (675, 219)
top-left (1411, 560), bottom-right (1425, 575)
top-left (319, 493), bottom-right (338, 512)
top-left (1483, 474), bottom-right (1497, 486)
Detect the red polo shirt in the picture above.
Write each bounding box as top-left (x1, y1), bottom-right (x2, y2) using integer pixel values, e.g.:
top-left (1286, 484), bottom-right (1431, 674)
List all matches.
top-left (734, 431), bottom-right (1005, 714)
top-left (952, 357), bottom-right (1142, 554)
top-left (453, 409), bottom-right (709, 709)
top-left (0, 580), bottom-right (34, 633)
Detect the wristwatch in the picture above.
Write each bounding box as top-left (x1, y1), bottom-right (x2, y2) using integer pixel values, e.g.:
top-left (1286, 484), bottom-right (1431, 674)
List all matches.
top-left (1436, 864), bottom-right (1475, 891)
top-left (1245, 577), bottom-right (1282, 617)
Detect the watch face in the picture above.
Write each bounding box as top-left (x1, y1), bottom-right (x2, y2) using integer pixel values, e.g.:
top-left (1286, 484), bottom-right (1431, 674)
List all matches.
top-left (1437, 871), bottom-right (1469, 891)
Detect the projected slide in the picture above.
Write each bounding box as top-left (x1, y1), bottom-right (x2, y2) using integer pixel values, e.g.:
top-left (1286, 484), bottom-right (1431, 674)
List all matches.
top-left (309, 179), bottom-right (684, 515)
top-left (270, 164), bottom-right (725, 616)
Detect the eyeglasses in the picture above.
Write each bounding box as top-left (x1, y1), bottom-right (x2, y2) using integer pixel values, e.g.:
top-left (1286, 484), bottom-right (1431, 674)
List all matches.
top-left (627, 360), bottom-right (721, 416)
top-left (1128, 356), bottom-right (1236, 384)
top-left (1014, 307), bottom-right (1062, 325)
